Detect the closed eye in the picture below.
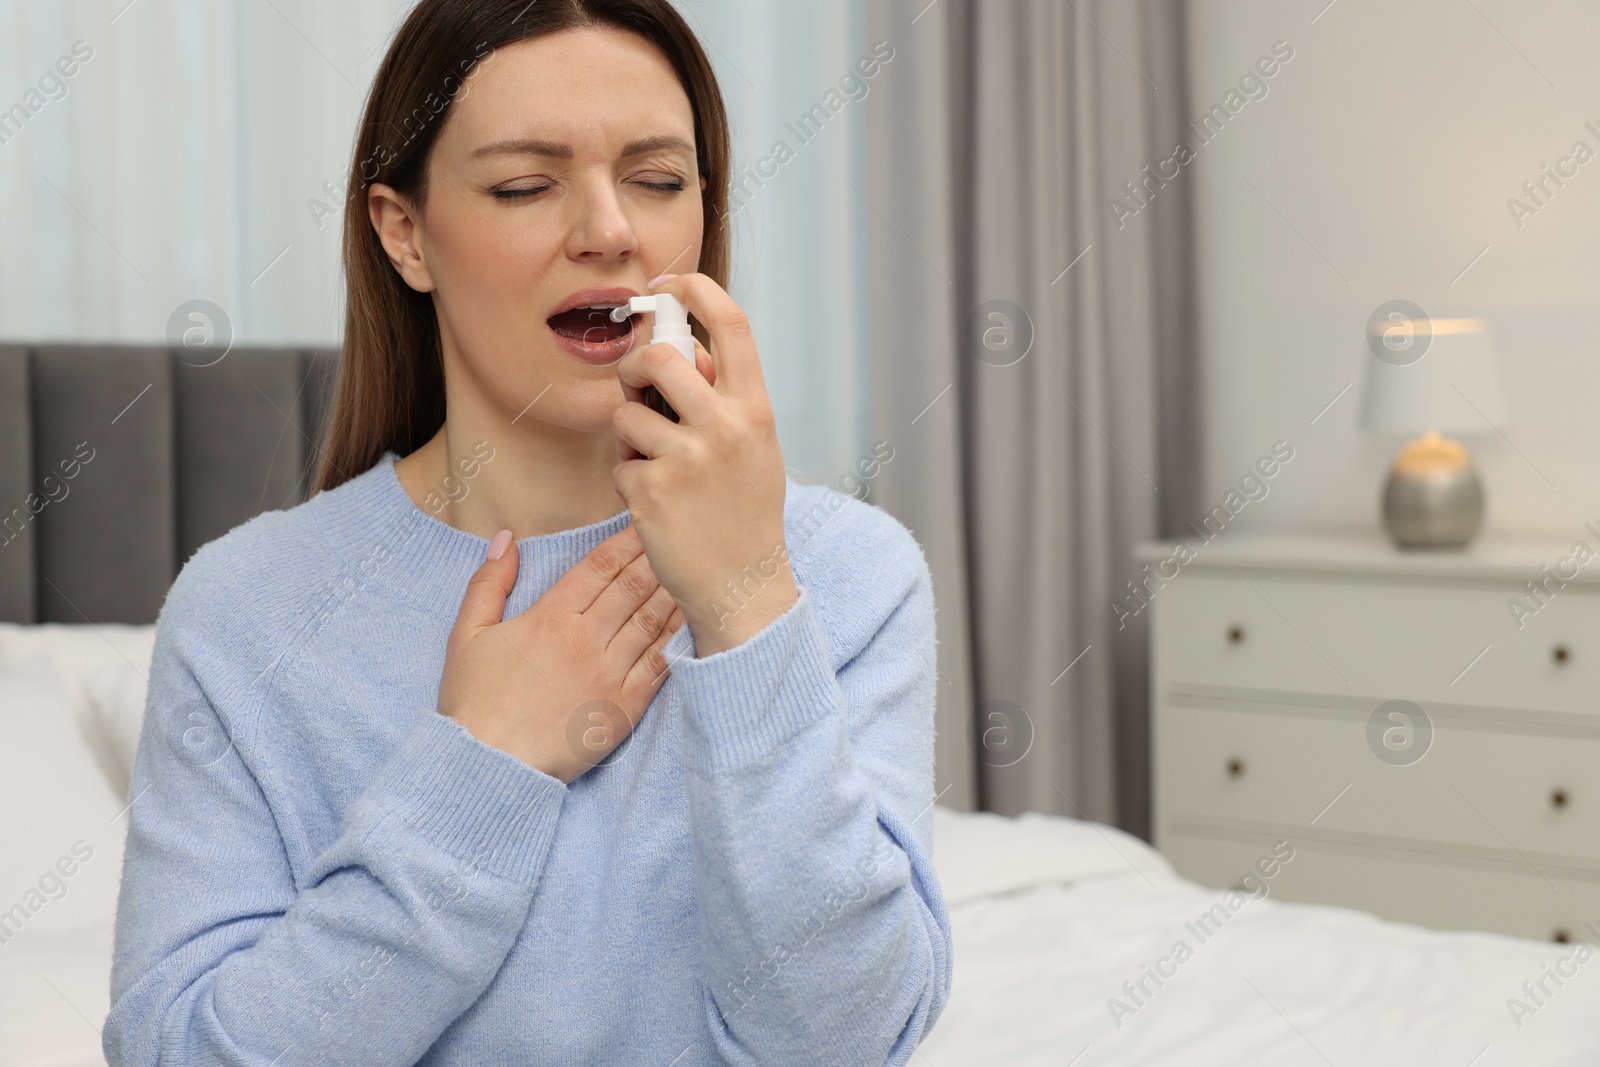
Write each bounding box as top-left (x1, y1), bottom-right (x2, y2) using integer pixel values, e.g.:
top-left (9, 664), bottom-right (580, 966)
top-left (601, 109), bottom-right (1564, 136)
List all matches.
top-left (490, 177), bottom-right (686, 201)
top-left (491, 185), bottom-right (552, 201)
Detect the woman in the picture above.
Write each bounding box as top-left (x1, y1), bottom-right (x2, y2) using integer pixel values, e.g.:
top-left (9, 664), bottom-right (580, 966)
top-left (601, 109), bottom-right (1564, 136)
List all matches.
top-left (104, 1), bottom-right (950, 1063)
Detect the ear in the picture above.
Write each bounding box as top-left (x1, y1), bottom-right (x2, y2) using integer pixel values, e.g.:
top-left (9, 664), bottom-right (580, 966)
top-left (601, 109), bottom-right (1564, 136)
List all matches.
top-left (368, 183), bottom-right (436, 293)
top-left (700, 175), bottom-right (708, 191)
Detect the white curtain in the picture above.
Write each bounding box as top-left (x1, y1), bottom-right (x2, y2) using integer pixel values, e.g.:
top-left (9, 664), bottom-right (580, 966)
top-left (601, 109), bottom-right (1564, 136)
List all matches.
top-left (0, 0), bottom-right (867, 484)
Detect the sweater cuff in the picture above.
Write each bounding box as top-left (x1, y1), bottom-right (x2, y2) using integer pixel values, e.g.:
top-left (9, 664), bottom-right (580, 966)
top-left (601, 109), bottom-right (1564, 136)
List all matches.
top-left (362, 711), bottom-right (568, 888)
top-left (673, 584), bottom-right (840, 776)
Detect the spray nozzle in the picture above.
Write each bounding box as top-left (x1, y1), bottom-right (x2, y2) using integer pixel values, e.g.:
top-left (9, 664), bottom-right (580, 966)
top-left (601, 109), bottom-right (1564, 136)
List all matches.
top-left (608, 293), bottom-right (687, 327)
top-left (609, 293), bottom-right (694, 363)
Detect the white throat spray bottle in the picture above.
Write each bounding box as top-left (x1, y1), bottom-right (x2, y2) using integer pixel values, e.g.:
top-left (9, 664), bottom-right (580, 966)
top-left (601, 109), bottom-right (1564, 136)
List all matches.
top-left (611, 294), bottom-right (694, 423)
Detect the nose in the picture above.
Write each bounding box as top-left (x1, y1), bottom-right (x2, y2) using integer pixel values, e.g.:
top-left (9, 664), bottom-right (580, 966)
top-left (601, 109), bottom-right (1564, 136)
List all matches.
top-left (564, 176), bottom-right (638, 263)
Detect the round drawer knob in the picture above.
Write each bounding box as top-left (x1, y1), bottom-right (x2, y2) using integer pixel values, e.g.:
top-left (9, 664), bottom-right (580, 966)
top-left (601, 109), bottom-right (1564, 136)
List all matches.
top-left (1553, 644), bottom-right (1571, 665)
top-left (1552, 788), bottom-right (1569, 810)
top-left (1227, 625), bottom-right (1246, 645)
top-left (1553, 928), bottom-right (1572, 943)
top-left (1226, 758), bottom-right (1246, 779)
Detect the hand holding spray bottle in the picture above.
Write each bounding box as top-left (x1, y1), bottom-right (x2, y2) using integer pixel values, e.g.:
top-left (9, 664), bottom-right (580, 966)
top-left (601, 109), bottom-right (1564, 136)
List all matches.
top-left (611, 294), bottom-right (694, 423)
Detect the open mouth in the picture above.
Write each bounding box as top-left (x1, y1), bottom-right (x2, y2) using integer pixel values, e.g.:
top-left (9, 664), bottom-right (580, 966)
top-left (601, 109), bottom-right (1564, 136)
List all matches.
top-left (548, 306), bottom-right (634, 343)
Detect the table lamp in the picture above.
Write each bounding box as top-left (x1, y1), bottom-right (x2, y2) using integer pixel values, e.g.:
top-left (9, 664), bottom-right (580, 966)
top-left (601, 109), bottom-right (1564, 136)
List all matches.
top-left (1358, 311), bottom-right (1504, 549)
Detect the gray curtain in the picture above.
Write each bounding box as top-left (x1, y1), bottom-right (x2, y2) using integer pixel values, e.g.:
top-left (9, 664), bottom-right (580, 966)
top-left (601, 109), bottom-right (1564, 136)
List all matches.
top-left (861, 0), bottom-right (1200, 838)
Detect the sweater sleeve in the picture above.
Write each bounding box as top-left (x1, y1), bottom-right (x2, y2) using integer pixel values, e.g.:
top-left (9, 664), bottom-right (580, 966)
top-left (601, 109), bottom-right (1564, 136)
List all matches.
top-left (669, 537), bottom-right (952, 1066)
top-left (103, 607), bottom-right (568, 1066)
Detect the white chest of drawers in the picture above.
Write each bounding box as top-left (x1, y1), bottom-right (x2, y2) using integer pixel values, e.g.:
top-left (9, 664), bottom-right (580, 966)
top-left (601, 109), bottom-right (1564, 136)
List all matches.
top-left (1135, 533), bottom-right (1600, 943)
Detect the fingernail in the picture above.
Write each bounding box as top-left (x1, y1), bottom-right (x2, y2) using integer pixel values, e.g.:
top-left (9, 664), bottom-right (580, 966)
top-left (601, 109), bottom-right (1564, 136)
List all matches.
top-left (487, 529), bottom-right (513, 560)
top-left (648, 273), bottom-right (678, 288)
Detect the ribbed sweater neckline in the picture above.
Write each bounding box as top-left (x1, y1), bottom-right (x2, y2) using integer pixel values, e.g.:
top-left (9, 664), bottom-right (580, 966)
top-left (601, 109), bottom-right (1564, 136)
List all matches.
top-left (313, 450), bottom-right (634, 620)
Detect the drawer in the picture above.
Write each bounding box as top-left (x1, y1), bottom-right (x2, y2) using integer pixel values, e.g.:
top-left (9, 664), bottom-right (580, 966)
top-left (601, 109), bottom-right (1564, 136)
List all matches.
top-left (1155, 702), bottom-right (1600, 868)
top-left (1153, 572), bottom-right (1600, 716)
top-left (1162, 828), bottom-right (1600, 943)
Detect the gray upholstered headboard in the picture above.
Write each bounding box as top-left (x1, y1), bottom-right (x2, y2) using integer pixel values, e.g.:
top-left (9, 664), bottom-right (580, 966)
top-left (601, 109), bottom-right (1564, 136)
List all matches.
top-left (0, 344), bottom-right (341, 624)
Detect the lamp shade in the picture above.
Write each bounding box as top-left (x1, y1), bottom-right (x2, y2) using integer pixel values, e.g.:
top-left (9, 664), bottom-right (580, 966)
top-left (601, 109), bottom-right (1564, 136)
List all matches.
top-left (1359, 316), bottom-right (1505, 436)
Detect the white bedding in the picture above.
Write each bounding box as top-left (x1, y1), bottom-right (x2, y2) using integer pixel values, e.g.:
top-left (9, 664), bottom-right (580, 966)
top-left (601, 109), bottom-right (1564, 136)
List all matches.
top-left (1, 921), bottom-right (114, 1067)
top-left (0, 625), bottom-right (150, 1067)
top-left (3, 624), bottom-right (1597, 1066)
top-left (921, 809), bottom-right (1600, 1066)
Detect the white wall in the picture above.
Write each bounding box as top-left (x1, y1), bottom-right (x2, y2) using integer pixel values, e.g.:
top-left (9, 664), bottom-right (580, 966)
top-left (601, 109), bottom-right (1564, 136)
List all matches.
top-left (1185, 0), bottom-right (1600, 540)
top-left (0, 0), bottom-right (868, 485)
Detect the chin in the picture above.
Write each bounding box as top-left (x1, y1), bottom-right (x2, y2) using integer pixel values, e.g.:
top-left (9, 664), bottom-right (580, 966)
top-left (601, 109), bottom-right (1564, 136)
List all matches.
top-left (513, 377), bottom-right (627, 435)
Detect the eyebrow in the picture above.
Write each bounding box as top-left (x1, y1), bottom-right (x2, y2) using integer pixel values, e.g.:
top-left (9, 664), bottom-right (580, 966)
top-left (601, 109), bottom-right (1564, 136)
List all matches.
top-left (468, 134), bottom-right (695, 160)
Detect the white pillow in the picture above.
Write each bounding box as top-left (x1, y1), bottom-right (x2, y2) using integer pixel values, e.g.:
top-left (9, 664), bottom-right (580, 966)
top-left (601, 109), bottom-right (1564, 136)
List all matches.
top-left (0, 622), bottom-right (156, 703)
top-left (0, 623), bottom-right (156, 800)
top-left (0, 659), bottom-right (128, 937)
top-left (83, 661), bottom-right (151, 799)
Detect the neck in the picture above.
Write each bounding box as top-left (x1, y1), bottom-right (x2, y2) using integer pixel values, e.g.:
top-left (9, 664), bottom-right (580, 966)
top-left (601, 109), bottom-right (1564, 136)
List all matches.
top-left (394, 416), bottom-right (628, 541)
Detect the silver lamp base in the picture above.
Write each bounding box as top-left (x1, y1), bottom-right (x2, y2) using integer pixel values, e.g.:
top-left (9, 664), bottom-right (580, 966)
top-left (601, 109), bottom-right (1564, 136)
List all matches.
top-left (1382, 463), bottom-right (1483, 549)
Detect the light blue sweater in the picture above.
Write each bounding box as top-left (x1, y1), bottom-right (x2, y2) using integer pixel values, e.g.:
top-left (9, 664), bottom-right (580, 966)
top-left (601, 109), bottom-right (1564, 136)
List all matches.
top-left (104, 451), bottom-right (951, 1066)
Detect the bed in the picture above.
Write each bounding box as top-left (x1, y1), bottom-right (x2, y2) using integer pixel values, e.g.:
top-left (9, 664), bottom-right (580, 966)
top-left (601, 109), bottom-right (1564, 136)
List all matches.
top-left (3, 622), bottom-right (1598, 1066)
top-left (919, 808), bottom-right (1600, 1065)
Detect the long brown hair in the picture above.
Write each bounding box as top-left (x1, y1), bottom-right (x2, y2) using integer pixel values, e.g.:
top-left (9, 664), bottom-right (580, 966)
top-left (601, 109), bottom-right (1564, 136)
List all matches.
top-left (313, 0), bottom-right (732, 494)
